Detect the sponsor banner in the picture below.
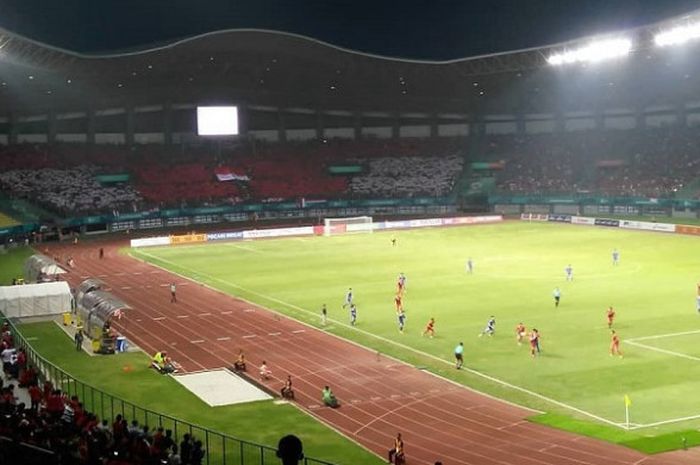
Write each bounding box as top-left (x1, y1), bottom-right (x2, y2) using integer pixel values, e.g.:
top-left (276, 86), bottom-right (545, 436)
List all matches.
top-left (130, 236), bottom-right (171, 248)
top-left (571, 216), bottom-right (595, 225)
top-left (444, 215), bottom-right (503, 225)
top-left (242, 226), bottom-right (314, 239)
top-left (677, 224), bottom-right (700, 236)
top-left (520, 213), bottom-right (549, 222)
top-left (408, 218), bottom-right (443, 228)
top-left (207, 231), bottom-right (245, 241)
top-left (547, 214), bottom-right (572, 223)
top-left (170, 233), bottom-right (207, 245)
top-left (619, 220), bottom-right (675, 233)
top-left (594, 218), bottom-right (620, 228)
top-left (382, 220), bottom-right (412, 230)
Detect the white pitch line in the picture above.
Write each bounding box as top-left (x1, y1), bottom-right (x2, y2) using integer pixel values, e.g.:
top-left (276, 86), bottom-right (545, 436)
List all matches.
top-left (216, 337), bottom-right (231, 341)
top-left (625, 340), bottom-right (700, 362)
top-left (242, 335), bottom-right (257, 339)
top-left (268, 332), bottom-right (281, 336)
top-left (228, 244), bottom-right (264, 254)
top-left (198, 312), bottom-right (212, 317)
top-left (292, 329), bottom-right (306, 334)
top-left (627, 329), bottom-right (700, 342)
top-left (153, 317), bottom-right (166, 321)
top-left (191, 339), bottom-right (205, 344)
top-left (630, 413), bottom-right (700, 429)
top-left (135, 249), bottom-right (621, 428)
top-left (176, 315), bottom-right (189, 319)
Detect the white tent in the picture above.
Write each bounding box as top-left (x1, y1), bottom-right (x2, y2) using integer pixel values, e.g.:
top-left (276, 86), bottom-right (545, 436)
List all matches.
top-left (0, 281), bottom-right (72, 318)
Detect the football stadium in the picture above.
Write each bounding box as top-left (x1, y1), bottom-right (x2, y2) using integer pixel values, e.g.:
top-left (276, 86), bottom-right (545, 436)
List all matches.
top-left (3, 3), bottom-right (700, 465)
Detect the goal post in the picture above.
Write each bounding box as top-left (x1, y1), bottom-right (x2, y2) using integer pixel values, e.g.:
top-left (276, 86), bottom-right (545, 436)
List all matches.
top-left (323, 216), bottom-right (374, 236)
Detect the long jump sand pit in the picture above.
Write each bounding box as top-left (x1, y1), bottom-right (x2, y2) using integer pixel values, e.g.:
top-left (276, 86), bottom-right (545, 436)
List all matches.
top-left (173, 369), bottom-right (272, 406)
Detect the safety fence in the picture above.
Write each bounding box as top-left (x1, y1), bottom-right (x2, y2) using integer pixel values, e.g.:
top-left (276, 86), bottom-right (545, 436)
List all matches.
top-left (6, 318), bottom-right (337, 465)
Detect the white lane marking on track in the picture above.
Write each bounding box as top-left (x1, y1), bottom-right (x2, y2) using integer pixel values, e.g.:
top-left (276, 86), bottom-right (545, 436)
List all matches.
top-left (153, 317), bottom-right (166, 321)
top-left (220, 311), bottom-right (233, 315)
top-left (134, 272), bottom-right (142, 275)
top-left (191, 340), bottom-right (205, 344)
top-left (216, 337), bottom-right (231, 341)
top-left (121, 286), bottom-right (131, 290)
top-left (242, 335), bottom-right (257, 339)
top-left (198, 313), bottom-right (212, 317)
top-left (292, 329), bottom-right (306, 334)
top-left (176, 315), bottom-right (189, 319)
top-left (244, 308), bottom-right (255, 312)
top-left (268, 332), bottom-right (281, 336)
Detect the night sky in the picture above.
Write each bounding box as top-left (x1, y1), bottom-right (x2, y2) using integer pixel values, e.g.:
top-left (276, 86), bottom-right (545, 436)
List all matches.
top-left (0, 0), bottom-right (698, 60)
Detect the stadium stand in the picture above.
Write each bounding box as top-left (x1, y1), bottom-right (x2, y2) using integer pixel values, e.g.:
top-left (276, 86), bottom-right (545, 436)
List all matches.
top-left (490, 128), bottom-right (700, 197)
top-left (0, 321), bottom-right (206, 465)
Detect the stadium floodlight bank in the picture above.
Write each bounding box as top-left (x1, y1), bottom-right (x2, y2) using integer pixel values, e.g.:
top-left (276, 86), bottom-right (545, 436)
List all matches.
top-left (324, 216), bottom-right (373, 236)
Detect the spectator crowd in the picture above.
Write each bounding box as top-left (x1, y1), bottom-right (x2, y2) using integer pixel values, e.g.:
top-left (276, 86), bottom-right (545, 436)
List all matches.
top-left (1, 321), bottom-right (206, 465)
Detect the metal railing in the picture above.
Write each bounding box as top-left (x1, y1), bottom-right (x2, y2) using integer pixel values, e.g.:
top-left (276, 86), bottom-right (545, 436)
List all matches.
top-left (7, 318), bottom-right (336, 465)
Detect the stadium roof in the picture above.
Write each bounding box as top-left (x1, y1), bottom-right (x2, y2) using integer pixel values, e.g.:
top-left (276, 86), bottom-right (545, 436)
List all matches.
top-left (1, 8), bottom-right (700, 115)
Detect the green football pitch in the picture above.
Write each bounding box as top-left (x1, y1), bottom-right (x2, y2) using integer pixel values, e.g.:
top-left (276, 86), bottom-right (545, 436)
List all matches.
top-left (131, 221), bottom-right (700, 436)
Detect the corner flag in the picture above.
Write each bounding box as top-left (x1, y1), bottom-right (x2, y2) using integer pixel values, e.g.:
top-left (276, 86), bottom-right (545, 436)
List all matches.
top-left (624, 394), bottom-right (632, 407)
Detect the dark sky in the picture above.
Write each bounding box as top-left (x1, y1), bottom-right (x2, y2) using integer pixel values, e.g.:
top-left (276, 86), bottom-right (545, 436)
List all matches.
top-left (0, 0), bottom-right (698, 60)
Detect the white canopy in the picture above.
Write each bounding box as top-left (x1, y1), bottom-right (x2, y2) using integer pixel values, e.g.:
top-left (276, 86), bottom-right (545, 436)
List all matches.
top-left (23, 254), bottom-right (67, 283)
top-left (0, 281), bottom-right (72, 318)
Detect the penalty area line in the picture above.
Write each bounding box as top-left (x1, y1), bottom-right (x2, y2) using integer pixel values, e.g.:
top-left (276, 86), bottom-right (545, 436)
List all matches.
top-left (624, 340), bottom-right (700, 362)
top-left (132, 249), bottom-right (622, 429)
top-left (627, 328), bottom-right (700, 343)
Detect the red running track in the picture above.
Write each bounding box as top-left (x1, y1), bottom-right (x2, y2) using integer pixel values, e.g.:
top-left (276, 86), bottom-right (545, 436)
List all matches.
top-left (45, 241), bottom-right (698, 465)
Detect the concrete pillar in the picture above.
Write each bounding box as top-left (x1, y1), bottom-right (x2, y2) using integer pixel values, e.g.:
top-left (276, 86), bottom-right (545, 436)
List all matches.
top-left (125, 106), bottom-right (135, 146)
top-left (316, 110), bottom-right (324, 139)
top-left (278, 109), bottom-right (287, 143)
top-left (163, 103), bottom-right (173, 145)
top-left (354, 112), bottom-right (362, 139)
top-left (47, 111), bottom-right (57, 145)
top-left (8, 113), bottom-right (17, 145)
top-left (86, 109), bottom-right (95, 145)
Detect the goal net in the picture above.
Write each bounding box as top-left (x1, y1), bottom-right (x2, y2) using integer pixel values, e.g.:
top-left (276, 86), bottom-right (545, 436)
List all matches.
top-left (324, 216), bottom-right (374, 236)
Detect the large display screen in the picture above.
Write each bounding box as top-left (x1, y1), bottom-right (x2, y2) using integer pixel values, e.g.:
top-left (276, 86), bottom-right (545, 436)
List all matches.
top-left (196, 106), bottom-right (239, 136)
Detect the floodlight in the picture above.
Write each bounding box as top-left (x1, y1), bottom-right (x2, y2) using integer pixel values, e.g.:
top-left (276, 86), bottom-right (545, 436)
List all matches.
top-left (547, 38), bottom-right (632, 66)
top-left (654, 23), bottom-right (700, 47)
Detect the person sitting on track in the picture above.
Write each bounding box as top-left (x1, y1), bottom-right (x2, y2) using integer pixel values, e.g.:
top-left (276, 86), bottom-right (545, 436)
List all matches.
top-left (152, 351), bottom-right (177, 374)
top-left (388, 432), bottom-right (405, 464)
top-left (280, 375), bottom-right (295, 400)
top-left (321, 385), bottom-right (339, 408)
top-left (259, 361), bottom-right (272, 380)
top-left (232, 350), bottom-right (247, 372)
